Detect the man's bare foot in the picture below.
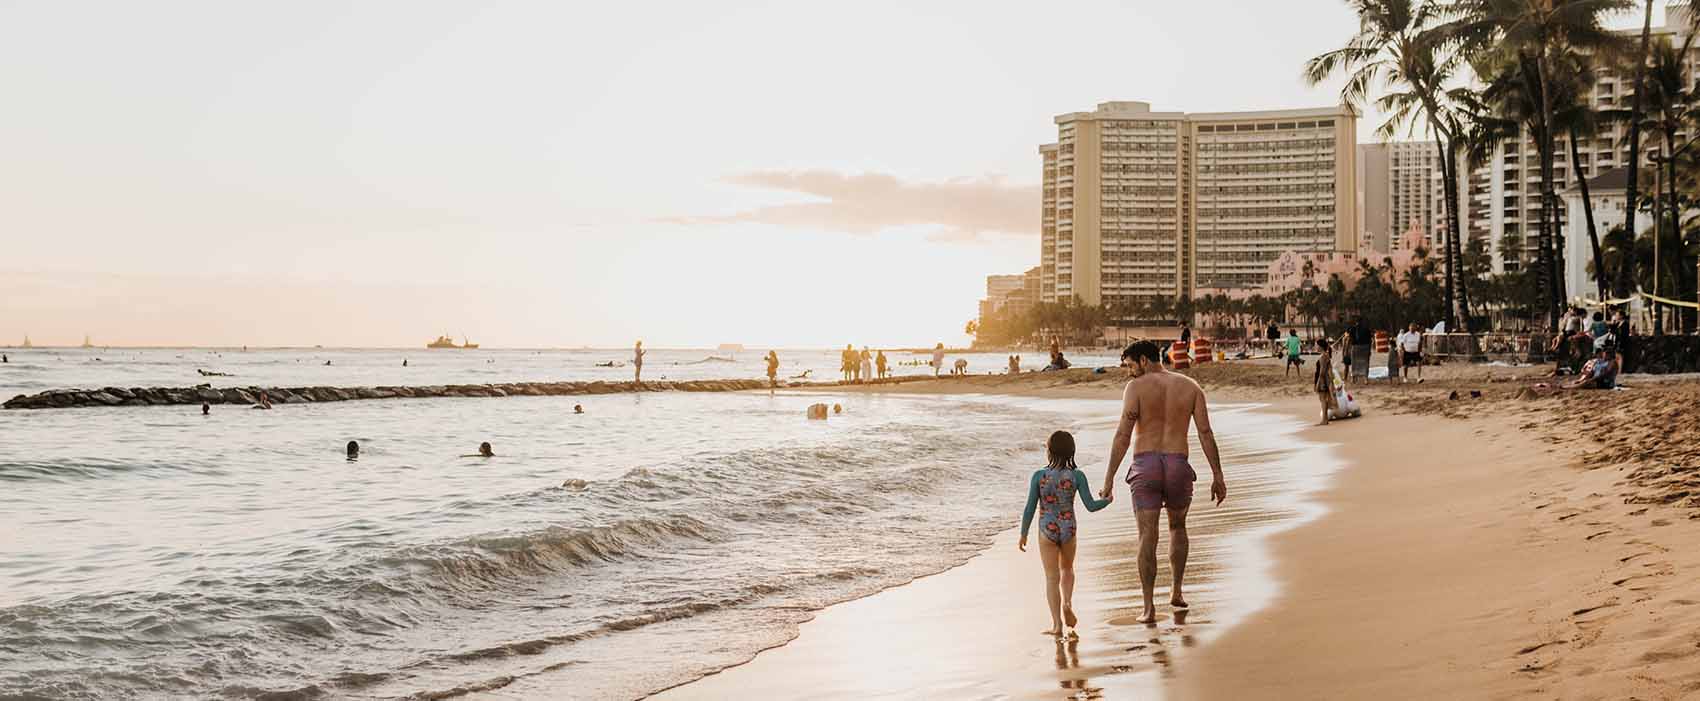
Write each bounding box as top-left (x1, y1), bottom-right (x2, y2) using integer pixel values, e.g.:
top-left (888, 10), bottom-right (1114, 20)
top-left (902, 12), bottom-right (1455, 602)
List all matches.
top-left (1136, 607), bottom-right (1157, 625)
top-left (1171, 594), bottom-right (1188, 609)
top-left (1042, 625), bottom-right (1062, 637)
top-left (1063, 605), bottom-right (1078, 628)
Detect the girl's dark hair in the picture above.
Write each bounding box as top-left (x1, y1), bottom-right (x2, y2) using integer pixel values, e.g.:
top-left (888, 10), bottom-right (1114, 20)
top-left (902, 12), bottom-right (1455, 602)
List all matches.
top-left (1047, 430), bottom-right (1078, 470)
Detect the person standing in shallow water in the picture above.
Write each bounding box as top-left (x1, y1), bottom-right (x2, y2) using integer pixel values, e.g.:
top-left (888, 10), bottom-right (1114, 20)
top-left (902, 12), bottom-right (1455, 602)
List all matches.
top-left (875, 350), bottom-right (888, 379)
top-left (1100, 340), bottom-right (1227, 625)
top-left (632, 341), bottom-right (645, 384)
top-left (931, 343), bottom-right (945, 377)
top-left (765, 351), bottom-right (780, 388)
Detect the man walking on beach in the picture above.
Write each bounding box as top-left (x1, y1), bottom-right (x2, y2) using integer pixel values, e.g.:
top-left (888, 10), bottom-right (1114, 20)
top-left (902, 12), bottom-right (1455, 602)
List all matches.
top-left (1101, 340), bottom-right (1227, 624)
top-left (1284, 329), bottom-right (1303, 377)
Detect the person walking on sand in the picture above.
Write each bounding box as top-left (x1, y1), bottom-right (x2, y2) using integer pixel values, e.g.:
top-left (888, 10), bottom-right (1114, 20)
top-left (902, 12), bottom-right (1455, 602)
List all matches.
top-left (1020, 430), bottom-right (1113, 637)
top-left (931, 343), bottom-right (945, 378)
top-left (1100, 340), bottom-right (1227, 625)
top-left (1314, 339), bottom-right (1338, 425)
top-left (1284, 329), bottom-right (1303, 377)
top-left (633, 341), bottom-right (646, 384)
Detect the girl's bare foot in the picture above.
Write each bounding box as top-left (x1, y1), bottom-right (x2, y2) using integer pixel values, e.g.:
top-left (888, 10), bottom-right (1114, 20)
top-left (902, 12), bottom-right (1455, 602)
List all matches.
top-left (1136, 607), bottom-right (1157, 625)
top-left (1171, 594), bottom-right (1188, 609)
top-left (1042, 625), bottom-right (1062, 637)
top-left (1062, 604), bottom-right (1078, 628)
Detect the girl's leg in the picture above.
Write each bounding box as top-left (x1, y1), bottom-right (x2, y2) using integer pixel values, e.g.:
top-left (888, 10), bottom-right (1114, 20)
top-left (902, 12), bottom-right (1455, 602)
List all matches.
top-left (1058, 537), bottom-right (1079, 629)
top-left (1038, 537), bottom-right (1063, 635)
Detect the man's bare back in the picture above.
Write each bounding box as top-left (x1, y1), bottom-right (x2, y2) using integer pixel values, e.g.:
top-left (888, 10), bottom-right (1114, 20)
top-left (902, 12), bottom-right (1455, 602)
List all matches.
top-left (1125, 370), bottom-right (1208, 456)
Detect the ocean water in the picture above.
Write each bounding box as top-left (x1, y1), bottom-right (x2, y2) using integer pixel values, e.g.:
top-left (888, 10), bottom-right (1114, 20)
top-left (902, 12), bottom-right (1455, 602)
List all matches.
top-left (0, 378), bottom-right (1078, 699)
top-left (0, 347), bottom-right (1125, 402)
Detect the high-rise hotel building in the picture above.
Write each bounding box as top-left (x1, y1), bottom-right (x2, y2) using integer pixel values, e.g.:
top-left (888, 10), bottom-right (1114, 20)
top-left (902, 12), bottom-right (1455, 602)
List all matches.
top-left (1039, 101), bottom-right (1357, 306)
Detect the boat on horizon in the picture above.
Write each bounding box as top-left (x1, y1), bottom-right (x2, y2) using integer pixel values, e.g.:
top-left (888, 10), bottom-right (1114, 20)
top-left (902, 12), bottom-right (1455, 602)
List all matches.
top-left (427, 335), bottom-right (479, 350)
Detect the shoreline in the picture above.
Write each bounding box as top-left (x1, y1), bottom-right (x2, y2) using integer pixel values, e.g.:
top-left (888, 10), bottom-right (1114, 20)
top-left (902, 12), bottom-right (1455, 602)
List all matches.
top-left (648, 385), bottom-right (1335, 700)
top-left (659, 361), bottom-right (1700, 699)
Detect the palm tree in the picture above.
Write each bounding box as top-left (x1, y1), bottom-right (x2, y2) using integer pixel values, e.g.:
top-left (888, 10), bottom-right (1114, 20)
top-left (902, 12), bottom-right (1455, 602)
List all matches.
top-left (1306, 0), bottom-right (1477, 329)
top-left (1439, 0), bottom-right (1634, 328)
top-left (1617, 0), bottom-right (1655, 300)
top-left (1637, 35), bottom-right (1700, 333)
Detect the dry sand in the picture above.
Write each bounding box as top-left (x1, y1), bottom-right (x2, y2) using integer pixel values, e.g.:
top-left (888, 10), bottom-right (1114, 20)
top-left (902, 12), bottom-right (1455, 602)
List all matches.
top-left (656, 359), bottom-right (1700, 699)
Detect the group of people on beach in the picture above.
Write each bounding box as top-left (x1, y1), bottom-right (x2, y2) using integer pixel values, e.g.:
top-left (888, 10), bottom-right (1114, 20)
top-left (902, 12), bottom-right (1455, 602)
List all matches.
top-left (841, 345), bottom-right (889, 383)
top-left (1017, 340), bottom-right (1227, 636)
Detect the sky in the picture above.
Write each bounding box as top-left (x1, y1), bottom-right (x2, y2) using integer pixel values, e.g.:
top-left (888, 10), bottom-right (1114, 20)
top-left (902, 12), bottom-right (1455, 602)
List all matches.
top-left (0, 0), bottom-right (1659, 349)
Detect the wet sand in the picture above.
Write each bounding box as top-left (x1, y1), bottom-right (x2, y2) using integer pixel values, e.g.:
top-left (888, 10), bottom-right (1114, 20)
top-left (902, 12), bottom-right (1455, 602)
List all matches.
top-left (654, 362), bottom-right (1700, 699)
top-left (657, 389), bottom-right (1338, 699)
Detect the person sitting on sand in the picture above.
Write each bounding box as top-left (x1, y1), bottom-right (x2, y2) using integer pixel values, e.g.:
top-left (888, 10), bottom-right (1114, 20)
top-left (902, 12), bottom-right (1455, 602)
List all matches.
top-left (1284, 330), bottom-right (1303, 377)
top-left (1564, 346), bottom-right (1619, 390)
top-left (1020, 430), bottom-right (1113, 637)
top-left (1099, 340), bottom-right (1227, 625)
top-left (1044, 350), bottom-right (1071, 372)
top-left (1314, 339), bottom-right (1338, 425)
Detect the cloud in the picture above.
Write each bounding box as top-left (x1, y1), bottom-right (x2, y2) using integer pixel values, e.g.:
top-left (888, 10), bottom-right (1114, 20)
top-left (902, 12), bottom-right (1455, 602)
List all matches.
top-left (660, 170), bottom-right (1038, 243)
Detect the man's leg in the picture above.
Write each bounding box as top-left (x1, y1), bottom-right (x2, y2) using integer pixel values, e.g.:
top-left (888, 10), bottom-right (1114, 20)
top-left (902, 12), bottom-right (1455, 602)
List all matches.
top-left (1167, 507), bottom-right (1191, 607)
top-left (1135, 507), bottom-right (1162, 623)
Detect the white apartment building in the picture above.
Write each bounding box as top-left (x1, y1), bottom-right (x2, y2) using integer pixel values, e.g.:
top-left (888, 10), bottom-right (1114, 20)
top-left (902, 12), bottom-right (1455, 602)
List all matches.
top-left (1040, 100), bottom-right (1357, 307)
top-left (1470, 7), bottom-right (1695, 275)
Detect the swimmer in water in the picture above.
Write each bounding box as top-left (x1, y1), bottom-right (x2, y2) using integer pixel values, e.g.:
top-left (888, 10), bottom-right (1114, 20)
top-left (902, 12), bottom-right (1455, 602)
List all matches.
top-left (574, 404), bottom-right (584, 414)
top-left (201, 402), bottom-right (210, 416)
top-left (346, 440), bottom-right (360, 461)
top-left (1020, 430), bottom-right (1113, 637)
top-left (462, 442), bottom-right (494, 458)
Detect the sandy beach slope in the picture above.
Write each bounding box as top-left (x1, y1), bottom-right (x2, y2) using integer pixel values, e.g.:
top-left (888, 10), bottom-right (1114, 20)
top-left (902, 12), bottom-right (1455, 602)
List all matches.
top-left (650, 361), bottom-right (1700, 700)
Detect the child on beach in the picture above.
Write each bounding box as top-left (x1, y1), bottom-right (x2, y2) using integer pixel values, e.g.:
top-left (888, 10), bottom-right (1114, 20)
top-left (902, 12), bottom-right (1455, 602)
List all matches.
top-left (1020, 430), bottom-right (1113, 636)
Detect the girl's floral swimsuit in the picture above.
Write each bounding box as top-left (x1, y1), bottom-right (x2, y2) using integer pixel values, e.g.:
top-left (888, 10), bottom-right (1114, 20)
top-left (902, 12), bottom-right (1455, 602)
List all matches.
top-left (1021, 467), bottom-right (1112, 545)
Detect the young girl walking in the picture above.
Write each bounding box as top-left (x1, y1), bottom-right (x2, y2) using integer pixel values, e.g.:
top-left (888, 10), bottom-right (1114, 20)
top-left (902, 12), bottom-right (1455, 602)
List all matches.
top-left (1020, 430), bottom-right (1113, 636)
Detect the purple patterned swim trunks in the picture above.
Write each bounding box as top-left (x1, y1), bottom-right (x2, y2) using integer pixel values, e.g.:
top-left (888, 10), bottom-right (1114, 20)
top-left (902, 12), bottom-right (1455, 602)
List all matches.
top-left (1127, 451), bottom-right (1196, 511)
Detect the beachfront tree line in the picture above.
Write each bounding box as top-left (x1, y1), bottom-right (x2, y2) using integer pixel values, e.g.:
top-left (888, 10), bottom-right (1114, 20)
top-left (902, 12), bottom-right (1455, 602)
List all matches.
top-left (1309, 0), bottom-right (1700, 335)
top-left (971, 247), bottom-right (1453, 347)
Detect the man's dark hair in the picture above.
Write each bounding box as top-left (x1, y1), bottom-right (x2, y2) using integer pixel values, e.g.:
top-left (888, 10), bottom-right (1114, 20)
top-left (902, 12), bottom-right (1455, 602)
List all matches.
top-left (1124, 340), bottom-right (1162, 364)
